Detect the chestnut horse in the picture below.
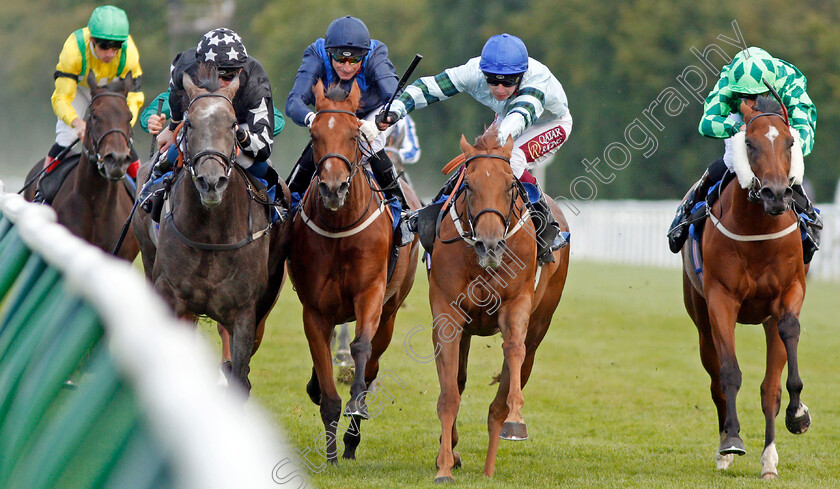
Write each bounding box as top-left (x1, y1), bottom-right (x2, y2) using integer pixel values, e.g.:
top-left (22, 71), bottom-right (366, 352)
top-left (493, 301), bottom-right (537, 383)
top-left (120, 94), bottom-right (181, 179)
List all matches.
top-left (428, 128), bottom-right (569, 483)
top-left (23, 72), bottom-right (139, 261)
top-left (132, 69), bottom-right (285, 393)
top-left (286, 80), bottom-right (420, 462)
top-left (681, 96), bottom-right (811, 479)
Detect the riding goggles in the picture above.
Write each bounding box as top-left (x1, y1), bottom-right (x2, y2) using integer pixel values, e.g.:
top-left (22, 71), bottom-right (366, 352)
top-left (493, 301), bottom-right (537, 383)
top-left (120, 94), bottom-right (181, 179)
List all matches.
top-left (217, 68), bottom-right (242, 80)
top-left (484, 72), bottom-right (522, 87)
top-left (330, 52), bottom-right (364, 65)
top-left (93, 38), bottom-right (124, 50)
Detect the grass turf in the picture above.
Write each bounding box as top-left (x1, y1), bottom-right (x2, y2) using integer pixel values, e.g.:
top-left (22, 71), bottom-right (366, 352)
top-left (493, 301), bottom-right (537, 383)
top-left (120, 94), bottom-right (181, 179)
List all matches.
top-left (208, 260), bottom-right (840, 488)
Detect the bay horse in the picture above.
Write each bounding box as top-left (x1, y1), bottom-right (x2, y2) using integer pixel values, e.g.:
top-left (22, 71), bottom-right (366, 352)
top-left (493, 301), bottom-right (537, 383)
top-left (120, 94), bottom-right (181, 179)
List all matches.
top-left (428, 127), bottom-right (569, 483)
top-left (286, 79), bottom-right (420, 462)
top-left (131, 68), bottom-right (286, 393)
top-left (23, 72), bottom-right (139, 261)
top-left (681, 96), bottom-right (811, 478)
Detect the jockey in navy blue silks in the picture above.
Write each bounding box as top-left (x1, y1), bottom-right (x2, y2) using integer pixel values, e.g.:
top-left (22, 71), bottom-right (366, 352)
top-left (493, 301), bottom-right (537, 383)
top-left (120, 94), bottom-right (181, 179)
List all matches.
top-left (284, 15), bottom-right (414, 246)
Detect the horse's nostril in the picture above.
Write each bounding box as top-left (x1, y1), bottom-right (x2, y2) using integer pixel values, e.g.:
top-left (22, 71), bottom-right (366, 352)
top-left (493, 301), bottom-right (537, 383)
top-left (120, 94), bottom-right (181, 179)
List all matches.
top-left (474, 241), bottom-right (487, 256)
top-left (217, 176), bottom-right (229, 189)
top-left (318, 181), bottom-right (330, 195)
top-left (784, 187), bottom-right (793, 201)
top-left (338, 182), bottom-right (350, 194)
top-left (759, 187), bottom-right (775, 201)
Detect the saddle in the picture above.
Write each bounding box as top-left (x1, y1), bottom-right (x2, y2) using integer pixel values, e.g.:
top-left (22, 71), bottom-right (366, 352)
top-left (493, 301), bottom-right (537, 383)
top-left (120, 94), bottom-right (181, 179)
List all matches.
top-left (35, 155), bottom-right (135, 205)
top-left (36, 155), bottom-right (80, 204)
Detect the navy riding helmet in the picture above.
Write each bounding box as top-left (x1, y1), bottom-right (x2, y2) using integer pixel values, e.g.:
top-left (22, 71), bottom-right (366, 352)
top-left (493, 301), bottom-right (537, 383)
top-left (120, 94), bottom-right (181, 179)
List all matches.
top-left (325, 16), bottom-right (371, 57)
top-left (480, 33), bottom-right (528, 76)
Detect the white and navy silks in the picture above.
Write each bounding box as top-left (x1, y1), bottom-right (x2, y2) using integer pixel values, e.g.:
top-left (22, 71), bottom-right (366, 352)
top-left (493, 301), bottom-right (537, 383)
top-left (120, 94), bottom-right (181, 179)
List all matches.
top-left (285, 38), bottom-right (399, 155)
top-left (390, 57), bottom-right (572, 180)
top-left (167, 48), bottom-right (275, 171)
top-left (390, 115), bottom-right (421, 164)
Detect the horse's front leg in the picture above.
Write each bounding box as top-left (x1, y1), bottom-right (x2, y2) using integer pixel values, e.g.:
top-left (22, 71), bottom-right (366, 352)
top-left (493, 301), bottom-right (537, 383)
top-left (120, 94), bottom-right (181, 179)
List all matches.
top-left (759, 317), bottom-right (786, 479)
top-left (303, 306), bottom-right (342, 463)
top-left (345, 287), bottom-right (386, 419)
top-left (229, 311), bottom-right (257, 394)
top-left (432, 316), bottom-right (465, 483)
top-left (498, 301), bottom-right (531, 441)
top-left (705, 287), bottom-right (745, 456)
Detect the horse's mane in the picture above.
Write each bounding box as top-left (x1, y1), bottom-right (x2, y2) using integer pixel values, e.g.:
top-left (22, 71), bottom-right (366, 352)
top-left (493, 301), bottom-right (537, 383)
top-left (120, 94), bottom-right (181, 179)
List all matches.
top-left (474, 125), bottom-right (503, 151)
top-left (195, 63), bottom-right (222, 92)
top-left (753, 95), bottom-right (783, 116)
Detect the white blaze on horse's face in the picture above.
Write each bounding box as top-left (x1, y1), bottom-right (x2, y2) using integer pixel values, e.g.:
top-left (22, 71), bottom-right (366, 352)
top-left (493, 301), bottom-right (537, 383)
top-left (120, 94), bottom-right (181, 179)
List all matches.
top-left (328, 116), bottom-right (336, 130)
top-left (765, 125), bottom-right (780, 145)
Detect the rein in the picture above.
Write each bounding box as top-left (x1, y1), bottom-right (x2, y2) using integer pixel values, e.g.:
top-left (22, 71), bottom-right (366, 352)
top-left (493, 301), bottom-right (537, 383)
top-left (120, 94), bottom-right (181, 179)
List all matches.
top-left (82, 92), bottom-right (134, 180)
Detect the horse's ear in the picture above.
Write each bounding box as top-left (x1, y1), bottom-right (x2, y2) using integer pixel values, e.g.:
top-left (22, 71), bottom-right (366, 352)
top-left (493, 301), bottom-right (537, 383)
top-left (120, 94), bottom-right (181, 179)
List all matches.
top-left (221, 73), bottom-right (240, 99)
top-left (183, 73), bottom-right (200, 100)
top-left (740, 99), bottom-right (755, 123)
top-left (313, 79), bottom-right (325, 107)
top-left (87, 70), bottom-right (99, 96)
top-left (122, 71), bottom-right (134, 95)
top-left (348, 81), bottom-right (361, 108)
top-left (459, 134), bottom-right (473, 154)
top-left (502, 134), bottom-right (514, 154)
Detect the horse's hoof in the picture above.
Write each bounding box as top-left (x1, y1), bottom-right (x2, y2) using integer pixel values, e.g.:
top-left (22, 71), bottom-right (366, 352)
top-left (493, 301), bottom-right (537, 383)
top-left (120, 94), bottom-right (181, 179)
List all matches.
top-left (718, 435), bottom-right (746, 456)
top-left (785, 407), bottom-right (811, 434)
top-left (761, 471), bottom-right (778, 480)
top-left (343, 399), bottom-right (369, 419)
top-left (434, 476), bottom-right (455, 484)
top-left (342, 451), bottom-right (356, 460)
top-left (500, 421), bottom-right (528, 441)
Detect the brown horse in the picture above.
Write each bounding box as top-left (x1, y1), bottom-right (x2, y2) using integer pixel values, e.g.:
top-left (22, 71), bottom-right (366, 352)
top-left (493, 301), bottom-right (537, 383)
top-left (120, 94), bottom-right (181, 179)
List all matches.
top-left (681, 96), bottom-right (811, 478)
top-left (131, 69), bottom-right (285, 393)
top-left (286, 79), bottom-right (420, 462)
top-left (23, 72), bottom-right (139, 261)
top-left (427, 127), bottom-right (569, 483)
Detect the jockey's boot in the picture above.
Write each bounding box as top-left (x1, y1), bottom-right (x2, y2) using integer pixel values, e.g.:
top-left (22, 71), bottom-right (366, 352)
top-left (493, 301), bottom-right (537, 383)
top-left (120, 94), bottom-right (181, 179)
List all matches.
top-left (285, 142), bottom-right (316, 208)
top-left (433, 170), bottom-right (463, 203)
top-left (369, 149), bottom-right (414, 247)
top-left (44, 143), bottom-right (66, 172)
top-left (262, 163), bottom-right (287, 222)
top-left (667, 158), bottom-right (726, 253)
top-left (792, 183), bottom-right (822, 264)
top-left (527, 185), bottom-right (567, 266)
top-left (139, 151), bottom-right (174, 213)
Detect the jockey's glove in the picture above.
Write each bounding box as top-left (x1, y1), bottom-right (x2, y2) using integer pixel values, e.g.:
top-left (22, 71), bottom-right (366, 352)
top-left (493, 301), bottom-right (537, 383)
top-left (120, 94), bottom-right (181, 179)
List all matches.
top-left (235, 125), bottom-right (250, 147)
top-left (359, 120), bottom-right (381, 143)
top-left (375, 110), bottom-right (399, 128)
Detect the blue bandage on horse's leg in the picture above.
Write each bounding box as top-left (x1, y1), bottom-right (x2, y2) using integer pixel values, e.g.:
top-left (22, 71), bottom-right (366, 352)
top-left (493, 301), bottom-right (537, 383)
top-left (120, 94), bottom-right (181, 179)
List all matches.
top-left (521, 182), bottom-right (541, 204)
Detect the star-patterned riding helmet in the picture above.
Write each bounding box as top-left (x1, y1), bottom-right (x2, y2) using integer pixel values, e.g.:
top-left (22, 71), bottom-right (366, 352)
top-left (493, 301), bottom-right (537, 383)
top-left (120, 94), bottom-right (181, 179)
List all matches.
top-left (197, 28), bottom-right (248, 68)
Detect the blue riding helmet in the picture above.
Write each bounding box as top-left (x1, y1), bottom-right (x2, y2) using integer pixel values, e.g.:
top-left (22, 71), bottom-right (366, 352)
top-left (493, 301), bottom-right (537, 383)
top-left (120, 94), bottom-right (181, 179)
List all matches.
top-left (479, 33), bottom-right (528, 76)
top-left (325, 16), bottom-right (371, 57)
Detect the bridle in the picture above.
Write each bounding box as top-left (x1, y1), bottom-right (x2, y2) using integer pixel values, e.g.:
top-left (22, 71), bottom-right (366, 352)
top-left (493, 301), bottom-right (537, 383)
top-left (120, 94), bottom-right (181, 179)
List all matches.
top-left (742, 111), bottom-right (791, 200)
top-left (440, 153), bottom-right (528, 245)
top-left (82, 91), bottom-right (135, 180)
top-left (181, 93), bottom-right (238, 181)
top-left (312, 109), bottom-right (362, 186)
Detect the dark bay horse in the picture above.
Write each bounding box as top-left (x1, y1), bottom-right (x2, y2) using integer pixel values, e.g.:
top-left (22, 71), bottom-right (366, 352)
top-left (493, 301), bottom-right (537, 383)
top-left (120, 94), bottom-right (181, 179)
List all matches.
top-left (132, 69), bottom-right (285, 393)
top-left (428, 128), bottom-right (569, 483)
top-left (23, 72), bottom-right (139, 261)
top-left (681, 97), bottom-right (810, 478)
top-left (286, 79), bottom-right (420, 462)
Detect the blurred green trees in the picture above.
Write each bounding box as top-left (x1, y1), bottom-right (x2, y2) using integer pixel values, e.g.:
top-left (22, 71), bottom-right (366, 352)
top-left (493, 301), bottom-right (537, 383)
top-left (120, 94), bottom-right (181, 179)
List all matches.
top-left (2, 0), bottom-right (838, 201)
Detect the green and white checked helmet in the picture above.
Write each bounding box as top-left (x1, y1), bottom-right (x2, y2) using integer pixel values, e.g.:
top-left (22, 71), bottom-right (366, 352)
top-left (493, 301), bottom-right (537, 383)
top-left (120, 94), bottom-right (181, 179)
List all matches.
top-left (727, 47), bottom-right (777, 95)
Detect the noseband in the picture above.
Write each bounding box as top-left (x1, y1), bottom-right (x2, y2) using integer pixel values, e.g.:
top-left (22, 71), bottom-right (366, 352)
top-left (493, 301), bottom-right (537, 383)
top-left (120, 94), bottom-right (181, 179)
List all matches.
top-left (312, 109), bottom-right (361, 185)
top-left (182, 93), bottom-right (238, 180)
top-left (82, 91), bottom-right (134, 180)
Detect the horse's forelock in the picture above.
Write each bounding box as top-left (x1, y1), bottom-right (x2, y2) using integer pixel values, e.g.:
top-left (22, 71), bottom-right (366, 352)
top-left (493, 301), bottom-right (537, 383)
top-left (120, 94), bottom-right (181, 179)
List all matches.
top-left (753, 95), bottom-right (784, 117)
top-left (474, 126), bottom-right (502, 152)
top-left (195, 63), bottom-right (221, 92)
top-left (324, 84), bottom-right (350, 102)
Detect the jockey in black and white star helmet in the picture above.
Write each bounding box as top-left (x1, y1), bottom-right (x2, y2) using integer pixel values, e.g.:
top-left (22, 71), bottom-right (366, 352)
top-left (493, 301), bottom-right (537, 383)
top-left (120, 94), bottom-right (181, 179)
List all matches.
top-left (196, 27), bottom-right (248, 74)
